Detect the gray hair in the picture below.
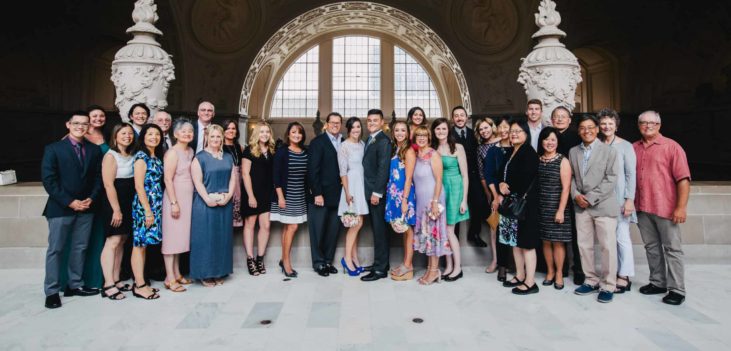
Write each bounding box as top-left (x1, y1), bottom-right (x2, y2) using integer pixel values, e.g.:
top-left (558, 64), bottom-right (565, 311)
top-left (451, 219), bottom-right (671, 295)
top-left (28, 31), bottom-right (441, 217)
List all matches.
top-left (638, 110), bottom-right (661, 123)
top-left (153, 110), bottom-right (171, 121)
top-left (172, 118), bottom-right (194, 135)
top-left (597, 108), bottom-right (620, 127)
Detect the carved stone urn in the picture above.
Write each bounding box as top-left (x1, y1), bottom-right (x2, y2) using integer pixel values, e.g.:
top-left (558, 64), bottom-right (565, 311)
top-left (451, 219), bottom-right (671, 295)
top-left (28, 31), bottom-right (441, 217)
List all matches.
top-left (517, 0), bottom-right (581, 124)
top-left (111, 0), bottom-right (175, 122)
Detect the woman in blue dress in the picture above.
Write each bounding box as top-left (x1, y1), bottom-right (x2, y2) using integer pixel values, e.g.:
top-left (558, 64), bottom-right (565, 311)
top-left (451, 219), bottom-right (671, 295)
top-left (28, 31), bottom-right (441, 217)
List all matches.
top-left (385, 120), bottom-right (417, 281)
top-left (190, 125), bottom-right (236, 287)
top-left (131, 124), bottom-right (165, 300)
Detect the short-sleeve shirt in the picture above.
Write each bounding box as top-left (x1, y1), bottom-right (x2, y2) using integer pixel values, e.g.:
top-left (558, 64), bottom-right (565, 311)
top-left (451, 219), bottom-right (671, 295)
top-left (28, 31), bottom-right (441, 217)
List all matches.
top-left (633, 134), bottom-right (691, 220)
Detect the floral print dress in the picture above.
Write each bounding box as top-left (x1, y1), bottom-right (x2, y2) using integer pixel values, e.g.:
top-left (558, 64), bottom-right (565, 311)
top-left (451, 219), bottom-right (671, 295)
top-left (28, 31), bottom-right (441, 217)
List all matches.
top-left (132, 151), bottom-right (163, 247)
top-left (384, 154), bottom-right (416, 225)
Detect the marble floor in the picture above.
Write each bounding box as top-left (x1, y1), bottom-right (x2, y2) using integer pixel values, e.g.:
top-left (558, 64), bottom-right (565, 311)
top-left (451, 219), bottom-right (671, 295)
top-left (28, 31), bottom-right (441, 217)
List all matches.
top-left (1, 264), bottom-right (730, 351)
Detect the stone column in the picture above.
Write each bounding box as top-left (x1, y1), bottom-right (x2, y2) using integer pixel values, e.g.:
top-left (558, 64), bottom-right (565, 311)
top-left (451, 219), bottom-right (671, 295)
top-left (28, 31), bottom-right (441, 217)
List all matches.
top-left (111, 0), bottom-right (175, 122)
top-left (518, 0), bottom-right (582, 124)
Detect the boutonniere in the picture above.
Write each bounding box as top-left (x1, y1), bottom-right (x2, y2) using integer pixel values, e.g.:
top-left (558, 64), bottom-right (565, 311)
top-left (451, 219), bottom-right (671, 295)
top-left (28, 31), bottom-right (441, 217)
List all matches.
top-left (368, 138), bottom-right (376, 145)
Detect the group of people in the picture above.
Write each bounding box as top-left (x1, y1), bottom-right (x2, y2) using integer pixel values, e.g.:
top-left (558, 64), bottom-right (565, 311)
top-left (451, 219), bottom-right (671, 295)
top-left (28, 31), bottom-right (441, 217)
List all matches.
top-left (40, 99), bottom-right (690, 309)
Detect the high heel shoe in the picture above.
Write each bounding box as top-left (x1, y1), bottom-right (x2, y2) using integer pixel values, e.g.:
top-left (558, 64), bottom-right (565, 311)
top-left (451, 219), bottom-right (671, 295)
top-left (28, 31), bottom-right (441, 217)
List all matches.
top-left (420, 269), bottom-right (441, 285)
top-left (279, 260), bottom-right (298, 278)
top-left (247, 257), bottom-right (260, 276)
top-left (341, 257), bottom-right (360, 276)
top-left (497, 267), bottom-right (507, 282)
top-left (256, 255), bottom-right (267, 274)
top-left (132, 283), bottom-right (160, 300)
top-left (615, 277), bottom-right (632, 294)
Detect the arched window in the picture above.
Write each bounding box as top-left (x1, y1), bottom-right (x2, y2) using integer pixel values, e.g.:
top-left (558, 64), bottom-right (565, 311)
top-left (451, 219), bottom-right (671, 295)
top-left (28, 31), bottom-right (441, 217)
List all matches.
top-left (332, 36), bottom-right (381, 118)
top-left (394, 46), bottom-right (442, 118)
top-left (270, 45), bottom-right (319, 118)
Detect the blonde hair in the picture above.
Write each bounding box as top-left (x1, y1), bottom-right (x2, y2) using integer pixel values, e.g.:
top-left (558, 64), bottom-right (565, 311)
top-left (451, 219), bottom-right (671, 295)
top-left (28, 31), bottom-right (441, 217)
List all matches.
top-left (474, 117), bottom-right (496, 142)
top-left (205, 124), bottom-right (224, 150)
top-left (248, 122), bottom-right (275, 157)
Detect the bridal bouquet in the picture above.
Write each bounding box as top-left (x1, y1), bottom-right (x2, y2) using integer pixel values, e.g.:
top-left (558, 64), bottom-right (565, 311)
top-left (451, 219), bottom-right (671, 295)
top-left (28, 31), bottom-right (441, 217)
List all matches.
top-left (341, 204), bottom-right (360, 228)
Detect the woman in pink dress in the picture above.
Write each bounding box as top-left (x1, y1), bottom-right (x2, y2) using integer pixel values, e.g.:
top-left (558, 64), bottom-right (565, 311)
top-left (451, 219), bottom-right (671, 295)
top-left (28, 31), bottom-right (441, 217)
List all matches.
top-left (161, 119), bottom-right (195, 292)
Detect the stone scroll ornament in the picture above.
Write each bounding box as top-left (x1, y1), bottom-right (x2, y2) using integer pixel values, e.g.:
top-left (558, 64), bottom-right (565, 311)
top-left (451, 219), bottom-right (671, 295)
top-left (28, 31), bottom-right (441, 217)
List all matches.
top-left (517, 0), bottom-right (582, 124)
top-left (111, 0), bottom-right (175, 122)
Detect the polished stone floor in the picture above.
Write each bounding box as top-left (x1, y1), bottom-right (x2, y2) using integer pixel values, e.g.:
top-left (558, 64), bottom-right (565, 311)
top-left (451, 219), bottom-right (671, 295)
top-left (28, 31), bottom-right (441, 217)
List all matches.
top-left (1, 264), bottom-right (730, 351)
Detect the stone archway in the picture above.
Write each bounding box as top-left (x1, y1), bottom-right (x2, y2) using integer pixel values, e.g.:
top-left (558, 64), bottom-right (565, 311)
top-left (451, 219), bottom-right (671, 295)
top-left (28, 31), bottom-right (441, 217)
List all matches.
top-left (238, 1), bottom-right (472, 118)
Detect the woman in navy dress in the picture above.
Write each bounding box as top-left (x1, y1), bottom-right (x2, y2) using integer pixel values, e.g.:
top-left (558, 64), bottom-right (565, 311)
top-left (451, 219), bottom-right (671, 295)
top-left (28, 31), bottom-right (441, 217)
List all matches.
top-left (131, 124), bottom-right (165, 300)
top-left (190, 125), bottom-right (236, 287)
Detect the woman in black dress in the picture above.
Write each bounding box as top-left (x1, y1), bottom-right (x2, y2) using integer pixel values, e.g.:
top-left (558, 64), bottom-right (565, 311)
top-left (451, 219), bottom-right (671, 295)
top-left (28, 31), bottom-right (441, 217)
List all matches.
top-left (498, 119), bottom-right (540, 295)
top-left (241, 122), bottom-right (275, 275)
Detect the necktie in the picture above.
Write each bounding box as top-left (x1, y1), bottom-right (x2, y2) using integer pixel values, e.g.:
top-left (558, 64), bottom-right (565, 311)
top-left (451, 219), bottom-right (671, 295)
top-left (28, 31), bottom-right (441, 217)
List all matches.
top-left (165, 136), bottom-right (171, 149)
top-left (203, 126), bottom-right (208, 148)
top-left (73, 143), bottom-right (83, 165)
top-left (461, 129), bottom-right (466, 140)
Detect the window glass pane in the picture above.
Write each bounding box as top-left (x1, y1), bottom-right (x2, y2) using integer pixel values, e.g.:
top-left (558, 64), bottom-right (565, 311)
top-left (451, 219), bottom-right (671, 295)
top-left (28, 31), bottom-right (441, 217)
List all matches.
top-left (270, 45), bottom-right (319, 117)
top-left (332, 36), bottom-right (381, 118)
top-left (393, 47), bottom-right (442, 119)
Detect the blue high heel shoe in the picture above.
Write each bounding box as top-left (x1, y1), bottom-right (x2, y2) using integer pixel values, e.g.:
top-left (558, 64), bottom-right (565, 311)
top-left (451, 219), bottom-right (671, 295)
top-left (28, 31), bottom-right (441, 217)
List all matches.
top-left (341, 257), bottom-right (360, 276)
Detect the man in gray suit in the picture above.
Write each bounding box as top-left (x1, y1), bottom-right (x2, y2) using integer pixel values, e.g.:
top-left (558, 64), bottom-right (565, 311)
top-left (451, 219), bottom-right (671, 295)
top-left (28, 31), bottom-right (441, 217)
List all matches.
top-left (569, 115), bottom-right (619, 303)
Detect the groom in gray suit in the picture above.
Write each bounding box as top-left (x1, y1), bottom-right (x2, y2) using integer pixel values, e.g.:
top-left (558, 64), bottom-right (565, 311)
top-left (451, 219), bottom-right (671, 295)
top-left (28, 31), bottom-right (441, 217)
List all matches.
top-left (569, 114), bottom-right (619, 303)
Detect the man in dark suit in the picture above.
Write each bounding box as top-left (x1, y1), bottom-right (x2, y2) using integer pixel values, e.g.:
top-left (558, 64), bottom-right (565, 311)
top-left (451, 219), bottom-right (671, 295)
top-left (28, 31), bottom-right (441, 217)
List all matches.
top-left (41, 112), bottom-right (103, 308)
top-left (361, 109), bottom-right (393, 281)
top-left (307, 112), bottom-right (344, 276)
top-left (192, 101), bottom-right (215, 153)
top-left (451, 106), bottom-right (488, 247)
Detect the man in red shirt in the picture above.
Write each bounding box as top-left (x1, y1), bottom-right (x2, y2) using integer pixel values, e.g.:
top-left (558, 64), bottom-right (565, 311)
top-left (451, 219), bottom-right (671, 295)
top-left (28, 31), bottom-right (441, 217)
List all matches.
top-left (633, 110), bottom-right (690, 306)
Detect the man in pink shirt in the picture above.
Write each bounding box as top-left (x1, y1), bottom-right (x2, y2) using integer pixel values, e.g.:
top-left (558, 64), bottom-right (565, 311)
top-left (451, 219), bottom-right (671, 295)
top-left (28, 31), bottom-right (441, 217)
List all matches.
top-left (633, 110), bottom-right (691, 306)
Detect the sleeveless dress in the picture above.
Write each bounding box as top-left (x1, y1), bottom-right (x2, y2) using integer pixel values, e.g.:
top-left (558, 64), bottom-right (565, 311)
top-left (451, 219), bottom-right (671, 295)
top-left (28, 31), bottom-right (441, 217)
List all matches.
top-left (190, 151), bottom-right (234, 280)
top-left (131, 151), bottom-right (163, 247)
top-left (384, 153), bottom-right (416, 225)
top-left (241, 146), bottom-right (274, 216)
top-left (538, 154), bottom-right (572, 242)
top-left (102, 149), bottom-right (134, 236)
top-left (412, 149), bottom-right (450, 257)
top-left (337, 140), bottom-right (369, 216)
top-left (441, 155), bottom-right (470, 225)
top-left (162, 147), bottom-right (194, 254)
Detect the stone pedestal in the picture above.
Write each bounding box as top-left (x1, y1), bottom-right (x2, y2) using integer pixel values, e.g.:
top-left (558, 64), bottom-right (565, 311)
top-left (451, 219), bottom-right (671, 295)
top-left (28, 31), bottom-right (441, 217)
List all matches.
top-left (111, 0), bottom-right (175, 122)
top-left (518, 0), bottom-right (581, 124)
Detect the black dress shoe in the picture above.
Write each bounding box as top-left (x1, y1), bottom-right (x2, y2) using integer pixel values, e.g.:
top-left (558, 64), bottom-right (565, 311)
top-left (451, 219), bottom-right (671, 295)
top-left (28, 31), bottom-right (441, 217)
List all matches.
top-left (443, 271), bottom-right (463, 282)
top-left (326, 264), bottom-right (338, 274)
top-left (573, 272), bottom-right (586, 286)
top-left (64, 286), bottom-right (100, 297)
top-left (315, 266), bottom-right (330, 277)
top-left (360, 271), bottom-right (387, 282)
top-left (639, 283), bottom-right (667, 295)
top-left (468, 235), bottom-right (488, 247)
top-left (662, 291), bottom-right (685, 305)
top-left (502, 277), bottom-right (523, 288)
top-left (512, 282), bottom-right (539, 295)
top-left (45, 293), bottom-right (61, 309)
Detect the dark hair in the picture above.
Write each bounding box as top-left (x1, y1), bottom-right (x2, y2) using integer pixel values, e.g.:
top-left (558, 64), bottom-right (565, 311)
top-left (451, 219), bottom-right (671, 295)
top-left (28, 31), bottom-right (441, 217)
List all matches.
top-left (390, 120), bottom-right (411, 161)
top-left (577, 114), bottom-right (599, 127)
top-left (406, 107), bottom-right (427, 127)
top-left (451, 105), bottom-right (467, 117)
top-left (134, 124), bottom-right (165, 159)
top-left (86, 105), bottom-right (105, 115)
top-left (128, 103), bottom-right (150, 120)
top-left (109, 123), bottom-right (135, 154)
top-left (494, 115), bottom-right (511, 127)
top-left (345, 117), bottom-right (362, 139)
top-left (527, 99), bottom-right (543, 109)
top-left (222, 118), bottom-right (243, 147)
top-left (326, 112), bottom-right (343, 124)
top-left (536, 126), bottom-right (560, 156)
top-left (69, 110), bottom-right (89, 120)
top-left (367, 109), bottom-right (384, 119)
top-left (597, 108), bottom-right (620, 127)
top-left (284, 121), bottom-right (306, 148)
top-left (509, 118), bottom-right (531, 146)
top-left (430, 117), bottom-right (456, 154)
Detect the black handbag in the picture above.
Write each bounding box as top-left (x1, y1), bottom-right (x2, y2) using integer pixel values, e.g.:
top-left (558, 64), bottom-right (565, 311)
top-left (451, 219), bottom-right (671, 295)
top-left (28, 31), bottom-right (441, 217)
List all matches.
top-left (498, 180), bottom-right (534, 220)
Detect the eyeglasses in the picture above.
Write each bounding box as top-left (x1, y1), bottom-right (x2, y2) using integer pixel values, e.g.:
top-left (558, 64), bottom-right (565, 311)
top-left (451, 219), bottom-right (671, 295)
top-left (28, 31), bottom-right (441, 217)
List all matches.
top-left (638, 121), bottom-right (660, 127)
top-left (414, 133), bottom-right (429, 137)
top-left (70, 122), bottom-right (90, 127)
top-left (508, 130), bottom-right (524, 135)
top-left (578, 126), bottom-right (597, 132)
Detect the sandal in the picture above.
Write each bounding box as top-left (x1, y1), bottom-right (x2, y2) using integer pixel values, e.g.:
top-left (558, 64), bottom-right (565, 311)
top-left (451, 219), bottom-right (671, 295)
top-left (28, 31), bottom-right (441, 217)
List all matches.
top-left (176, 276), bottom-right (192, 285)
top-left (164, 280), bottom-right (187, 292)
top-left (201, 279), bottom-right (216, 287)
top-left (390, 265), bottom-right (414, 281)
top-left (101, 285), bottom-right (125, 300)
top-left (246, 257), bottom-right (260, 276)
top-left (115, 280), bottom-right (132, 292)
top-left (419, 269), bottom-right (442, 285)
top-left (256, 255), bottom-right (266, 274)
top-left (214, 278), bottom-right (224, 286)
top-left (132, 283), bottom-right (160, 300)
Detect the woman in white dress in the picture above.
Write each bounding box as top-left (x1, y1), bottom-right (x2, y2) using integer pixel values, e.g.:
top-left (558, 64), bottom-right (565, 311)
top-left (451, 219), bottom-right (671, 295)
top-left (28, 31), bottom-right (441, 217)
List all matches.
top-left (337, 117), bottom-right (369, 275)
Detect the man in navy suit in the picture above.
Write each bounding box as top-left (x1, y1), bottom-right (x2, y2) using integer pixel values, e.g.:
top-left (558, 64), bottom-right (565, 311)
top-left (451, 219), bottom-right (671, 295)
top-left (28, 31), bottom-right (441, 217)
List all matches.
top-left (41, 111), bottom-right (103, 308)
top-left (307, 112), bottom-right (344, 276)
top-left (360, 109), bottom-right (393, 281)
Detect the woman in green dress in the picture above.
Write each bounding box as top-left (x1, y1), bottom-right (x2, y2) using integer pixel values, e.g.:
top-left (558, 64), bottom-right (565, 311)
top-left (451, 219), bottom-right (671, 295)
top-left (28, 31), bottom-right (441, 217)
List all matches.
top-left (431, 118), bottom-right (469, 282)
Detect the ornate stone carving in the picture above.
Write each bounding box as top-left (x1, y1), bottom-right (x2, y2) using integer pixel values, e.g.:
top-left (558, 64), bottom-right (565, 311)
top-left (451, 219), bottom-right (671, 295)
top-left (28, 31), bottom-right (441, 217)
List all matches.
top-left (191, 0), bottom-right (259, 54)
top-left (452, 0), bottom-right (519, 55)
top-left (111, 0), bottom-right (175, 122)
top-left (239, 1), bottom-right (471, 117)
top-left (517, 0), bottom-right (581, 124)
